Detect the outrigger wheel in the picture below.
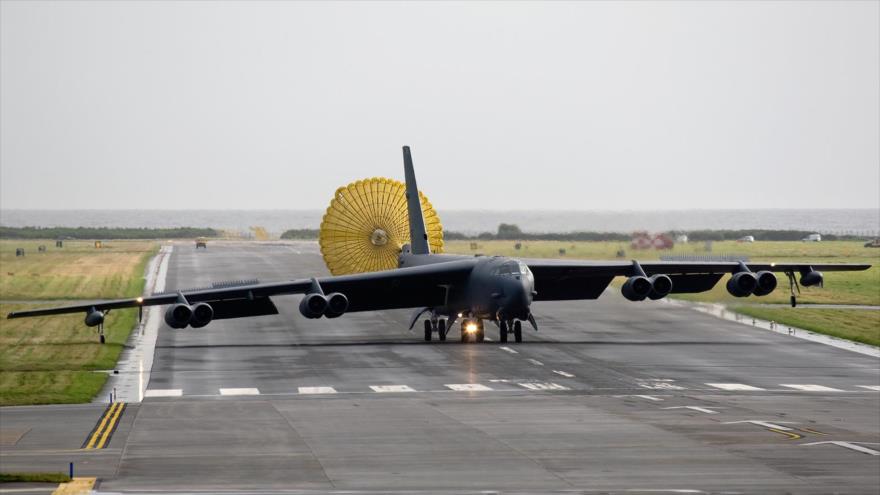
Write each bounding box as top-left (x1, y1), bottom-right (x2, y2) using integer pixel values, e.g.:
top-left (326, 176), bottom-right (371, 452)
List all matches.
top-left (319, 177), bottom-right (444, 276)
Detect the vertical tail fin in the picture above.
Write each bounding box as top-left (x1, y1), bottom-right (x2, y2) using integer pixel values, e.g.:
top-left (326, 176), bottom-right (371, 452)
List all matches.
top-left (402, 146), bottom-right (430, 255)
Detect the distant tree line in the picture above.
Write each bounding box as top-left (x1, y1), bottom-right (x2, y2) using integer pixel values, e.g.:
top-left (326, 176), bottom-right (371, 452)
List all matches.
top-left (0, 226), bottom-right (219, 239)
top-left (280, 228), bottom-right (321, 239)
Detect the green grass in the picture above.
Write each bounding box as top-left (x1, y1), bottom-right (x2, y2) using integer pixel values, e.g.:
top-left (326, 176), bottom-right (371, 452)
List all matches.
top-left (0, 240), bottom-right (158, 300)
top-left (733, 307), bottom-right (880, 347)
top-left (0, 240), bottom-right (157, 405)
top-left (445, 240), bottom-right (879, 346)
top-left (0, 472), bottom-right (71, 483)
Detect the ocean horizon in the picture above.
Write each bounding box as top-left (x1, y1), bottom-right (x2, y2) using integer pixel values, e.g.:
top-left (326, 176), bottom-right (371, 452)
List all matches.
top-left (1, 208), bottom-right (878, 237)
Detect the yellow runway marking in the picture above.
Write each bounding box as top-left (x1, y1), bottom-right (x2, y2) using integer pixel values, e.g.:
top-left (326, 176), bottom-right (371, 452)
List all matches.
top-left (797, 427), bottom-right (829, 436)
top-left (52, 477), bottom-right (95, 495)
top-left (768, 428), bottom-right (803, 440)
top-left (82, 402), bottom-right (125, 450)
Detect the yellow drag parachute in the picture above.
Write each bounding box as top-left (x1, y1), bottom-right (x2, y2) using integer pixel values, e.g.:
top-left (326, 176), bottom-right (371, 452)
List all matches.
top-left (319, 177), bottom-right (443, 275)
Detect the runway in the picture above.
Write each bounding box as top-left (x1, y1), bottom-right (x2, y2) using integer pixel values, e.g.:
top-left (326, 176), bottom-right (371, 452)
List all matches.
top-left (2, 241), bottom-right (878, 493)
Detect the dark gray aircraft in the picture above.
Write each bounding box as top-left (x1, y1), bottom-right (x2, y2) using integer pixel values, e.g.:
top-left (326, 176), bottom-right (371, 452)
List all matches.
top-left (6, 147), bottom-right (871, 343)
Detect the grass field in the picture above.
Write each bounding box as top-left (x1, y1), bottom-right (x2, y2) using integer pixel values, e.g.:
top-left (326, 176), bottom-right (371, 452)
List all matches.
top-left (445, 240), bottom-right (879, 345)
top-left (0, 240), bottom-right (158, 405)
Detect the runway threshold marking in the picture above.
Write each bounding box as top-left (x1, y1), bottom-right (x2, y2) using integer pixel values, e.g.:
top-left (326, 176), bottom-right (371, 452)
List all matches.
top-left (144, 388), bottom-right (182, 397)
top-left (298, 386), bottom-right (337, 394)
top-left (369, 385), bottom-right (416, 393)
top-left (706, 383), bottom-right (765, 391)
top-left (82, 402), bottom-right (126, 450)
top-left (518, 382), bottom-right (569, 391)
top-left (780, 384), bottom-right (844, 392)
top-left (445, 383), bottom-right (492, 391)
top-left (219, 388), bottom-right (260, 396)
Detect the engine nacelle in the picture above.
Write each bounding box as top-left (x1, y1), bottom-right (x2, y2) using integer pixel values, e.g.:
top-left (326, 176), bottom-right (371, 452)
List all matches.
top-left (800, 270), bottom-right (824, 287)
top-left (752, 271), bottom-right (778, 296)
top-left (726, 272), bottom-right (757, 297)
top-left (299, 293), bottom-right (328, 319)
top-left (189, 302), bottom-right (214, 328)
top-left (84, 309), bottom-right (105, 327)
top-left (647, 274), bottom-right (673, 300)
top-left (324, 292), bottom-right (348, 318)
top-left (164, 303), bottom-right (193, 329)
top-left (622, 276), bottom-right (653, 301)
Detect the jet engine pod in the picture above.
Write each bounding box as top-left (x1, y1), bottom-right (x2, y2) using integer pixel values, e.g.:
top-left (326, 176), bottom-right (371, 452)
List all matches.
top-left (84, 309), bottom-right (105, 327)
top-left (324, 292), bottom-right (349, 318)
top-left (622, 276), bottom-right (653, 301)
top-left (726, 272), bottom-right (757, 297)
top-left (299, 293), bottom-right (328, 319)
top-left (647, 274), bottom-right (673, 300)
top-left (752, 271), bottom-right (778, 296)
top-left (800, 270), bottom-right (824, 287)
top-left (189, 302), bottom-right (214, 328)
top-left (164, 303), bottom-right (193, 329)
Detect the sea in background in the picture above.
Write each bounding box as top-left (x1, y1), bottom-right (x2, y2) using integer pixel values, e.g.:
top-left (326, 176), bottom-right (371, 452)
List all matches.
top-left (1, 209), bottom-right (878, 237)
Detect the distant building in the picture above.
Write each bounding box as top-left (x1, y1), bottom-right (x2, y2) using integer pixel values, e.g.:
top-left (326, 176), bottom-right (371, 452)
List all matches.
top-left (737, 235), bottom-right (755, 243)
top-left (675, 234), bottom-right (688, 243)
top-left (802, 233), bottom-right (822, 242)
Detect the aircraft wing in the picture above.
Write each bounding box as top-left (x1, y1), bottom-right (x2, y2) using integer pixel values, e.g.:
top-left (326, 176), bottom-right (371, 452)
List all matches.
top-left (523, 259), bottom-right (872, 301)
top-left (5, 259), bottom-right (478, 320)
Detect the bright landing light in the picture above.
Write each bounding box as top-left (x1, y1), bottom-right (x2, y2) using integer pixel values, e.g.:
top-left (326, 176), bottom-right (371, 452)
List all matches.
top-left (465, 323), bottom-right (479, 333)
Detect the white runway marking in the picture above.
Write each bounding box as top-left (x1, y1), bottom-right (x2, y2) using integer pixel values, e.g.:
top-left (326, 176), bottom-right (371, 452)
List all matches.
top-left (552, 370), bottom-right (575, 378)
top-left (780, 384), bottom-right (844, 392)
top-left (638, 382), bottom-right (686, 390)
top-left (144, 389), bottom-right (182, 397)
top-left (298, 386), bottom-right (337, 394)
top-left (634, 395), bottom-right (664, 401)
top-left (856, 385), bottom-right (880, 391)
top-left (499, 346), bottom-right (518, 354)
top-left (219, 388), bottom-right (260, 396)
top-left (518, 382), bottom-right (569, 391)
top-left (802, 441), bottom-right (880, 456)
top-left (526, 358), bottom-right (544, 366)
top-left (724, 420), bottom-right (797, 431)
top-left (663, 406), bottom-right (718, 414)
top-left (370, 385), bottom-right (416, 393)
top-left (706, 383), bottom-right (766, 391)
top-left (445, 384), bottom-right (493, 391)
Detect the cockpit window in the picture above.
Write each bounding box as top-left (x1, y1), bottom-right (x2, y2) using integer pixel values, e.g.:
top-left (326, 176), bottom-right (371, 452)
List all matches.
top-left (493, 261), bottom-right (533, 281)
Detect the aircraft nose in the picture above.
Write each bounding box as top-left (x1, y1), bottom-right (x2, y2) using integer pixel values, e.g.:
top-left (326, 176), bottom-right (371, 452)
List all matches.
top-left (501, 278), bottom-right (531, 319)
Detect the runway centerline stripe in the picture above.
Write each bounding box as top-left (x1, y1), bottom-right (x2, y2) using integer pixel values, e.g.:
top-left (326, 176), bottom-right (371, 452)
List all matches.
top-left (144, 389), bottom-right (183, 397)
top-left (298, 386), bottom-right (337, 394)
top-left (856, 385), bottom-right (880, 391)
top-left (552, 370), bottom-right (576, 378)
top-left (219, 388), bottom-right (260, 396)
top-left (82, 402), bottom-right (126, 450)
top-left (706, 383), bottom-right (766, 391)
top-left (780, 384), bottom-right (844, 392)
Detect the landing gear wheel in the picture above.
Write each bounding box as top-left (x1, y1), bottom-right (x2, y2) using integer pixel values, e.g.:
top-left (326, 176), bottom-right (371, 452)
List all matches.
top-left (513, 320), bottom-right (523, 343)
top-left (438, 319), bottom-right (447, 341)
top-left (424, 320), bottom-right (432, 342)
top-left (499, 320), bottom-right (508, 343)
top-left (475, 320), bottom-right (485, 343)
top-left (460, 325), bottom-right (468, 343)
top-left (99, 334), bottom-right (106, 344)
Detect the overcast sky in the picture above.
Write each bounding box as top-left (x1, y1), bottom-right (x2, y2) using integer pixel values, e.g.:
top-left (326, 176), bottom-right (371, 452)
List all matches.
top-left (1, 1), bottom-right (878, 211)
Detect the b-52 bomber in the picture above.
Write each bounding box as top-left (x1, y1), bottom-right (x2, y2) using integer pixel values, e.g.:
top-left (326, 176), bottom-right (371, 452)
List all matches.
top-left (6, 147), bottom-right (871, 343)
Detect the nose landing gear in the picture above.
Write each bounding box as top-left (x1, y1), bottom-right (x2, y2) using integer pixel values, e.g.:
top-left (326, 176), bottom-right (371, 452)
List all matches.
top-left (424, 318), bottom-right (448, 342)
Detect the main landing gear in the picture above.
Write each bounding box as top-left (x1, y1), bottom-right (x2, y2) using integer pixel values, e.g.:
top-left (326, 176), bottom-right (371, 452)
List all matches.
top-left (424, 319), bottom-right (447, 342)
top-left (498, 320), bottom-right (523, 343)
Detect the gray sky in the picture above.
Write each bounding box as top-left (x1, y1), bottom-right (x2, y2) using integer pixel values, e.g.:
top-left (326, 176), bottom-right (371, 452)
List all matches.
top-left (1, 1), bottom-right (878, 211)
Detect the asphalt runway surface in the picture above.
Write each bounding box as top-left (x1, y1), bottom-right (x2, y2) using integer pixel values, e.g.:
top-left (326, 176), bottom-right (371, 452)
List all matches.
top-left (2, 241), bottom-right (878, 493)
